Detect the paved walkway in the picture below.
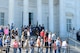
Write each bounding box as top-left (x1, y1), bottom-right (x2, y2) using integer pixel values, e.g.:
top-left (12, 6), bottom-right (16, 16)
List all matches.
top-left (1, 45), bottom-right (80, 53)
top-left (68, 45), bottom-right (80, 53)
top-left (1, 36), bottom-right (80, 53)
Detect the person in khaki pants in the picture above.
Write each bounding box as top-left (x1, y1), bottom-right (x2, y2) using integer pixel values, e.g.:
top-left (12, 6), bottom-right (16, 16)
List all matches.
top-left (0, 47), bottom-right (2, 53)
top-left (23, 39), bottom-right (29, 53)
top-left (36, 36), bottom-right (41, 53)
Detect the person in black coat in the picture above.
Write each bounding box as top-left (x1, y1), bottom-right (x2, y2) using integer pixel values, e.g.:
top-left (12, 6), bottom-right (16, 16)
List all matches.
top-left (76, 29), bottom-right (80, 41)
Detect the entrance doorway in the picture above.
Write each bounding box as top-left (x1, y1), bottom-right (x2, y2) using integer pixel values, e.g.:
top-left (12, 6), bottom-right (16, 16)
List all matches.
top-left (29, 12), bottom-right (33, 26)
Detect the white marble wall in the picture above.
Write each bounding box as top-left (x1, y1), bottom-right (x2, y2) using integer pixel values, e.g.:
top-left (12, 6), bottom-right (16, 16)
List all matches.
top-left (59, 0), bottom-right (67, 37)
top-left (0, 0), bottom-right (9, 25)
top-left (59, 0), bottom-right (80, 38)
top-left (0, 0), bottom-right (80, 38)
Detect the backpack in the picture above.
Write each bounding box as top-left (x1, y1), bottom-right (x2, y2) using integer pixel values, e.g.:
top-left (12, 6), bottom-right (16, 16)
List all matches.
top-left (13, 41), bottom-right (18, 48)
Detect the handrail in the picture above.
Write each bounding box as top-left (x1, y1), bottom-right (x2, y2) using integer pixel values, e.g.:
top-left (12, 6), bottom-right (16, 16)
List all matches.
top-left (0, 46), bottom-right (54, 49)
top-left (68, 38), bottom-right (80, 45)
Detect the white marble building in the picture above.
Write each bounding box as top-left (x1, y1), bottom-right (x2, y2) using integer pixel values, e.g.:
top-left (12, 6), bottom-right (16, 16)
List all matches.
top-left (0, 0), bottom-right (80, 38)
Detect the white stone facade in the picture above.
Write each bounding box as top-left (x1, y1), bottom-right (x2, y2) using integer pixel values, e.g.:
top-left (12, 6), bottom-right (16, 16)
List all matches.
top-left (0, 0), bottom-right (80, 38)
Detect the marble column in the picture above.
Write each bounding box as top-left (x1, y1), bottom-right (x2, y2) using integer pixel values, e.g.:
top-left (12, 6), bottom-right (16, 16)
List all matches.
top-left (37, 0), bottom-right (42, 25)
top-left (49, 0), bottom-right (54, 33)
top-left (23, 0), bottom-right (29, 26)
top-left (9, 0), bottom-right (15, 25)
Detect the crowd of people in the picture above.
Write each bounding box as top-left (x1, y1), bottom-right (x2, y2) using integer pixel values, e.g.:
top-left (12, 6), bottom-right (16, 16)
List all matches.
top-left (0, 24), bottom-right (68, 53)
